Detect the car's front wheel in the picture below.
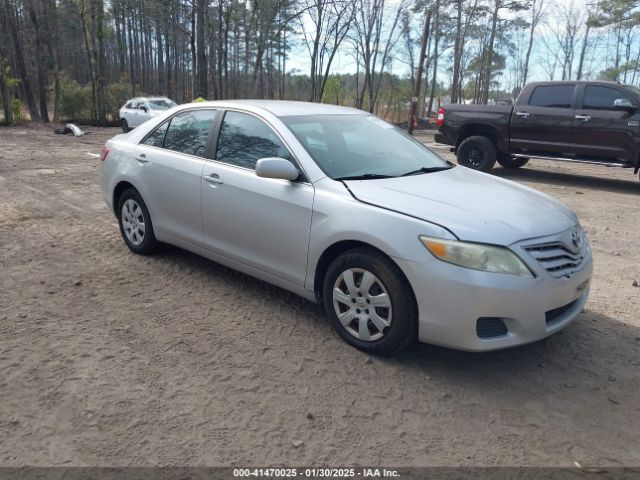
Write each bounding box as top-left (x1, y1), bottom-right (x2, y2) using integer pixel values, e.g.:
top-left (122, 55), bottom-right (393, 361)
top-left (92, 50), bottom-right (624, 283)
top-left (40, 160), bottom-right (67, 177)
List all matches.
top-left (117, 188), bottom-right (158, 255)
top-left (323, 248), bottom-right (417, 356)
top-left (121, 118), bottom-right (130, 133)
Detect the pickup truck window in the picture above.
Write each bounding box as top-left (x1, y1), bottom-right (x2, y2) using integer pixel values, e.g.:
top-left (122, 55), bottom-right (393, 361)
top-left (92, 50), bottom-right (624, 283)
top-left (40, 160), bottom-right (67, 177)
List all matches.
top-left (529, 85), bottom-right (574, 108)
top-left (583, 86), bottom-right (632, 110)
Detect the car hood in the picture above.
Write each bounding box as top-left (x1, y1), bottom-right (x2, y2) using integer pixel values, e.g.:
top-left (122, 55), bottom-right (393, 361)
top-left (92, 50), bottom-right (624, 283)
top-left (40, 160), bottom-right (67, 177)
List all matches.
top-left (344, 166), bottom-right (577, 245)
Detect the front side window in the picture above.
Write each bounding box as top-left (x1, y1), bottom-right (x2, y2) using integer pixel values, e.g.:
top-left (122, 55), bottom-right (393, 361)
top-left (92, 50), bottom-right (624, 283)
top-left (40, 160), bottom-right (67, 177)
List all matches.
top-left (583, 86), bottom-right (632, 110)
top-left (282, 114), bottom-right (450, 180)
top-left (163, 110), bottom-right (217, 157)
top-left (529, 85), bottom-right (575, 108)
top-left (215, 111), bottom-right (292, 169)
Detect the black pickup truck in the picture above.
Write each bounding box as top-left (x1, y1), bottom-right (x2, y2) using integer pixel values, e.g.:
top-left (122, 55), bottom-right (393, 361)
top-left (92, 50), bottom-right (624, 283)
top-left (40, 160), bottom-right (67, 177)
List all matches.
top-left (435, 81), bottom-right (640, 180)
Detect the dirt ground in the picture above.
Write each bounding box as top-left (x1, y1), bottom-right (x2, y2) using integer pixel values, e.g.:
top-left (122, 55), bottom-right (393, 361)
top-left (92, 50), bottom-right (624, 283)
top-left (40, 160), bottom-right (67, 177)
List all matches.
top-left (0, 124), bottom-right (639, 468)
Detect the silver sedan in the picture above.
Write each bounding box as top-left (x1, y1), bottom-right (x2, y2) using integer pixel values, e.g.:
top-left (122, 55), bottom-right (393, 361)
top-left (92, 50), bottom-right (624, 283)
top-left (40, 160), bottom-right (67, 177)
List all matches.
top-left (100, 100), bottom-right (592, 355)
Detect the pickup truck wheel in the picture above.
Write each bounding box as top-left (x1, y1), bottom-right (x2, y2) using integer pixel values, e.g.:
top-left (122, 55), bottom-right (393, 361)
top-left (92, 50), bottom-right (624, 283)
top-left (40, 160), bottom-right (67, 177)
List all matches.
top-left (497, 155), bottom-right (529, 169)
top-left (457, 136), bottom-right (497, 172)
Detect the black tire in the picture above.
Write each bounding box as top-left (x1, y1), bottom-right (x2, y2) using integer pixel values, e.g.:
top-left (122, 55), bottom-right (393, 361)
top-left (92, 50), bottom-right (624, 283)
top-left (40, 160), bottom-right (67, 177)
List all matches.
top-left (121, 118), bottom-right (130, 133)
top-left (116, 188), bottom-right (158, 255)
top-left (322, 247), bottom-right (418, 356)
top-left (457, 135), bottom-right (497, 172)
top-left (497, 155), bottom-right (529, 169)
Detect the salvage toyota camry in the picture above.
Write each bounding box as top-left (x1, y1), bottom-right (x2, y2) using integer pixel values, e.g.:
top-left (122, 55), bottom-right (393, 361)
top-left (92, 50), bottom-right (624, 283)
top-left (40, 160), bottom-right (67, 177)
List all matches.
top-left (100, 100), bottom-right (592, 355)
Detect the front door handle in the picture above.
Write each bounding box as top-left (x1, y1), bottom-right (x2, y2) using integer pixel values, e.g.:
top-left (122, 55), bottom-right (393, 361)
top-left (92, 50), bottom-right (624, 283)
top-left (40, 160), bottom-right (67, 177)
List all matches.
top-left (515, 111), bottom-right (530, 118)
top-left (204, 173), bottom-right (224, 185)
top-left (575, 114), bottom-right (591, 122)
top-left (135, 154), bottom-right (149, 164)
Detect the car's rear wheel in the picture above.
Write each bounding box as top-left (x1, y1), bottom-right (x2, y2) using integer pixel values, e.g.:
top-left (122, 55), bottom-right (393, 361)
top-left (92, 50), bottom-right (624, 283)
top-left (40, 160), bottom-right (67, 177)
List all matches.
top-left (121, 118), bottom-right (130, 133)
top-left (497, 155), bottom-right (529, 169)
top-left (323, 248), bottom-right (417, 356)
top-left (457, 135), bottom-right (497, 172)
top-left (117, 188), bottom-right (158, 255)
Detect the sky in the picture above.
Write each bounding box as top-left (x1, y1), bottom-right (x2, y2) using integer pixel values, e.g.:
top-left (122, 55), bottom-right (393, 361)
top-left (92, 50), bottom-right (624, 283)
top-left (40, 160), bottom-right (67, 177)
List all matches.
top-left (283, 0), bottom-right (637, 90)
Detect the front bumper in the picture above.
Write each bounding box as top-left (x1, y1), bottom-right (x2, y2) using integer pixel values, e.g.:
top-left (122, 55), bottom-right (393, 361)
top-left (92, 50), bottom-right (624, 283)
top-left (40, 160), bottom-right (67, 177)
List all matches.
top-left (395, 249), bottom-right (593, 352)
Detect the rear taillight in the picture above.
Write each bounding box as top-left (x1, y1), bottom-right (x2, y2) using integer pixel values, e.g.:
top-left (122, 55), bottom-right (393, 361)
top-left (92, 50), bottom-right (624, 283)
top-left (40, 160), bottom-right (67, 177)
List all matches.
top-left (99, 146), bottom-right (109, 162)
top-left (437, 107), bottom-right (445, 126)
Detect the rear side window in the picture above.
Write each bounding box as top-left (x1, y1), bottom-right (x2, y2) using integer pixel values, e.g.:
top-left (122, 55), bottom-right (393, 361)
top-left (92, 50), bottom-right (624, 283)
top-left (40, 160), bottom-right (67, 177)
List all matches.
top-left (529, 85), bottom-right (575, 108)
top-left (142, 120), bottom-right (169, 147)
top-left (215, 111), bottom-right (292, 169)
top-left (163, 110), bottom-right (217, 157)
top-left (583, 86), bottom-right (632, 109)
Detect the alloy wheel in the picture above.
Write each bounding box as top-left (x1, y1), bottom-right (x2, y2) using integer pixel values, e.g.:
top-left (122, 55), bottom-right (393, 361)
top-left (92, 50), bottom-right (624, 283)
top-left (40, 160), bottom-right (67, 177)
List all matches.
top-left (467, 145), bottom-right (484, 167)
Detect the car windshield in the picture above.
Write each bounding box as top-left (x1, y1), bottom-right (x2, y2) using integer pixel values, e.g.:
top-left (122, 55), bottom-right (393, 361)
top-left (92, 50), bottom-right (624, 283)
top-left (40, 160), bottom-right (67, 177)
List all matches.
top-left (148, 99), bottom-right (176, 110)
top-left (281, 114), bottom-right (451, 180)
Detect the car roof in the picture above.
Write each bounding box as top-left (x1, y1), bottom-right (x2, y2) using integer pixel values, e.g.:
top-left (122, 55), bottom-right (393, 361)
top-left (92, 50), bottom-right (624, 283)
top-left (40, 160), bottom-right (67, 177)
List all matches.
top-left (176, 100), bottom-right (366, 117)
top-left (526, 80), bottom-right (624, 87)
top-left (127, 97), bottom-right (171, 102)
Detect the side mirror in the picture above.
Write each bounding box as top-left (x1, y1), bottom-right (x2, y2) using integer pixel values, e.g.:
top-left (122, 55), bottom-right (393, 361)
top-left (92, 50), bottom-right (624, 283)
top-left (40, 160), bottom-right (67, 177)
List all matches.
top-left (255, 157), bottom-right (300, 181)
top-left (140, 106), bottom-right (148, 112)
top-left (613, 98), bottom-right (636, 112)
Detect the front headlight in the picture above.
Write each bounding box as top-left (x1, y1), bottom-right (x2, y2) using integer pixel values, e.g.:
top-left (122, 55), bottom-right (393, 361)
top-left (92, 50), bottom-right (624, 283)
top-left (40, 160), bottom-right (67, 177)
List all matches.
top-left (419, 236), bottom-right (534, 278)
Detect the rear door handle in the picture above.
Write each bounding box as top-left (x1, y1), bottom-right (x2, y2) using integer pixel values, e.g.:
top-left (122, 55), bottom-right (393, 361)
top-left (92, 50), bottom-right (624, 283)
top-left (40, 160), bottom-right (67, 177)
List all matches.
top-left (204, 173), bottom-right (224, 185)
top-left (135, 154), bottom-right (149, 164)
top-left (515, 111), bottom-right (530, 118)
top-left (575, 114), bottom-right (591, 122)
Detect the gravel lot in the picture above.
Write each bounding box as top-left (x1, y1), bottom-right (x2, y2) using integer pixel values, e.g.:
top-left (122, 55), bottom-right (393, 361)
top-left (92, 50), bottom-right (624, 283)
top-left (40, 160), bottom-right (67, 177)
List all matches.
top-left (1, 125), bottom-right (639, 467)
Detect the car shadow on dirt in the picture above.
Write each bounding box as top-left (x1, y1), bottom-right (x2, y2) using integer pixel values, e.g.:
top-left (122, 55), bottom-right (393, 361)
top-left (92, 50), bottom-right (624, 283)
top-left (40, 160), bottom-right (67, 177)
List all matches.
top-left (160, 245), bottom-right (639, 388)
top-left (493, 166), bottom-right (639, 195)
top-left (393, 309), bottom-right (640, 394)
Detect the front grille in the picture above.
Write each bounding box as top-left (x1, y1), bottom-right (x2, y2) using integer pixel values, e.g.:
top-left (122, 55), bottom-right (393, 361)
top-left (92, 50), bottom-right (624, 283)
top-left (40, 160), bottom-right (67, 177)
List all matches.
top-left (545, 299), bottom-right (578, 325)
top-left (524, 235), bottom-right (587, 279)
top-left (476, 317), bottom-right (508, 339)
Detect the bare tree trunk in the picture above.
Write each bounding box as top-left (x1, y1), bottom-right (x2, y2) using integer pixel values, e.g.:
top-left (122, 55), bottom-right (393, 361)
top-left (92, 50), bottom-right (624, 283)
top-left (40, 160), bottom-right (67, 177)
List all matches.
top-left (426, 0), bottom-right (440, 118)
top-left (95, 0), bottom-right (106, 125)
top-left (25, 0), bottom-right (50, 122)
top-left (450, 0), bottom-right (463, 103)
top-left (5, 0), bottom-right (41, 121)
top-left (480, 0), bottom-right (500, 104)
top-left (408, 7), bottom-right (431, 135)
top-left (196, 0), bottom-right (207, 98)
top-left (47, 0), bottom-right (61, 123)
top-left (190, 4), bottom-right (197, 98)
top-left (576, 23), bottom-right (590, 80)
top-left (127, 7), bottom-right (136, 95)
top-left (0, 59), bottom-right (14, 124)
top-left (522, 0), bottom-right (543, 86)
top-left (113, 0), bottom-right (126, 72)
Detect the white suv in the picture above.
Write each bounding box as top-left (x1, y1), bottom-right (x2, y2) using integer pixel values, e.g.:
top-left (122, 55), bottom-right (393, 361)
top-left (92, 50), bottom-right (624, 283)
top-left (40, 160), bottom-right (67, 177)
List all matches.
top-left (119, 97), bottom-right (177, 133)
